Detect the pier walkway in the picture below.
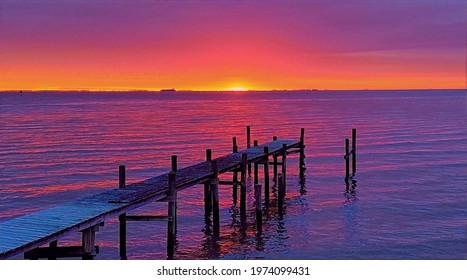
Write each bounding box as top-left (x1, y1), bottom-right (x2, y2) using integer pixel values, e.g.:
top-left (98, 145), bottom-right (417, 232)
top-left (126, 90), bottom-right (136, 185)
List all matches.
top-left (0, 129), bottom-right (306, 260)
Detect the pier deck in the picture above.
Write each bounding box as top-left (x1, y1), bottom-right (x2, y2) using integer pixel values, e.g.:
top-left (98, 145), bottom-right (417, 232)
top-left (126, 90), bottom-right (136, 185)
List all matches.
top-left (0, 138), bottom-right (301, 260)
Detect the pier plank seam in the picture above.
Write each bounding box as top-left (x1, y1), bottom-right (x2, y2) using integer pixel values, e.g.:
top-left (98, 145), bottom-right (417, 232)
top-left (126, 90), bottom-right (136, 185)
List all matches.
top-left (0, 139), bottom-right (301, 260)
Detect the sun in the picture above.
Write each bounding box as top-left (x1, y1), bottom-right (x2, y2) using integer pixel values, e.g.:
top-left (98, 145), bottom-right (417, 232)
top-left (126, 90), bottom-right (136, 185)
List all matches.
top-left (226, 87), bottom-right (248, 91)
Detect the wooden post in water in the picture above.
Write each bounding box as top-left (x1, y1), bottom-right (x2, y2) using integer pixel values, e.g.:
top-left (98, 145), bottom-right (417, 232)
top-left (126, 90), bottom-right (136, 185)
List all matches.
top-left (211, 160), bottom-right (220, 237)
top-left (240, 153), bottom-right (248, 215)
top-left (281, 143), bottom-right (287, 192)
top-left (277, 173), bottom-right (284, 214)
top-left (171, 155), bottom-right (178, 234)
top-left (48, 240), bottom-right (57, 260)
top-left (263, 147), bottom-right (270, 205)
top-left (299, 128), bottom-right (306, 177)
top-left (247, 126), bottom-right (251, 175)
top-left (204, 149), bottom-right (212, 217)
top-left (81, 227), bottom-right (96, 260)
top-left (254, 140), bottom-right (259, 184)
top-left (167, 171), bottom-right (176, 259)
top-left (345, 138), bottom-right (350, 181)
top-left (232, 137), bottom-right (238, 153)
top-left (352, 128), bottom-right (356, 176)
top-left (118, 165), bottom-right (127, 260)
top-left (254, 184), bottom-right (262, 233)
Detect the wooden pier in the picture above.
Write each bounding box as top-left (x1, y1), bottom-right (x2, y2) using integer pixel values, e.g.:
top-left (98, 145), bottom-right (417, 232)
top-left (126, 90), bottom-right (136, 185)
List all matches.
top-left (0, 127), bottom-right (307, 260)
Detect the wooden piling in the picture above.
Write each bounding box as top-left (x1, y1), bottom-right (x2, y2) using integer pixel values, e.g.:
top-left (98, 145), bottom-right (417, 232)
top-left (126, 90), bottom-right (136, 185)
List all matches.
top-left (352, 128), bottom-right (356, 175)
top-left (167, 172), bottom-right (176, 258)
top-left (345, 138), bottom-right (350, 180)
top-left (240, 153), bottom-right (247, 215)
top-left (273, 155), bottom-right (278, 183)
top-left (254, 140), bottom-right (258, 184)
top-left (281, 143), bottom-right (287, 191)
top-left (232, 137), bottom-right (238, 153)
top-left (118, 165), bottom-right (127, 260)
top-left (171, 155), bottom-right (178, 234)
top-left (247, 126), bottom-right (251, 174)
top-left (277, 173), bottom-right (284, 213)
top-left (299, 128), bottom-right (305, 177)
top-left (48, 240), bottom-right (57, 260)
top-left (273, 136), bottom-right (277, 141)
top-left (81, 227), bottom-right (96, 260)
top-left (263, 147), bottom-right (270, 205)
top-left (211, 160), bottom-right (220, 237)
top-left (254, 184), bottom-right (262, 233)
top-left (204, 149), bottom-right (212, 217)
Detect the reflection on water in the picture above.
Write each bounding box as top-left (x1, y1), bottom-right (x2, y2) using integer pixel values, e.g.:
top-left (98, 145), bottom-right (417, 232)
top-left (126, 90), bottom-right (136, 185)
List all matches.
top-left (0, 90), bottom-right (466, 259)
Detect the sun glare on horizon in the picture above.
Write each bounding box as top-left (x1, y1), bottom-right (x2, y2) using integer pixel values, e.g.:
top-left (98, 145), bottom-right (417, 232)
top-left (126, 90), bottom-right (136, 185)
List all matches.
top-left (225, 87), bottom-right (248, 91)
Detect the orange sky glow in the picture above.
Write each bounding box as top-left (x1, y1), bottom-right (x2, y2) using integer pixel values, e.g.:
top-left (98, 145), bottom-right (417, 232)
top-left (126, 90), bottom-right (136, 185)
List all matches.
top-left (0, 1), bottom-right (465, 91)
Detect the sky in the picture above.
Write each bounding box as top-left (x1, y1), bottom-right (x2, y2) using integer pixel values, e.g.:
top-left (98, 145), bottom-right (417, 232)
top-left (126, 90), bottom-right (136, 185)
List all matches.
top-left (0, 0), bottom-right (465, 91)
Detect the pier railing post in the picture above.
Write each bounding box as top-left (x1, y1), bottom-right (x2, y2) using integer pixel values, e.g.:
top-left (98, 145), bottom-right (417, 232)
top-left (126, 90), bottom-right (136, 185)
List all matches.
top-left (247, 126), bottom-right (251, 175)
top-left (118, 165), bottom-right (127, 260)
top-left (345, 138), bottom-right (350, 181)
top-left (254, 184), bottom-right (262, 233)
top-left (263, 147), bottom-right (270, 206)
top-left (240, 153), bottom-right (248, 215)
top-left (211, 160), bottom-right (220, 237)
top-left (232, 137), bottom-right (238, 153)
top-left (281, 143), bottom-right (287, 191)
top-left (352, 128), bottom-right (356, 176)
top-left (167, 171), bottom-right (176, 259)
top-left (299, 128), bottom-right (306, 177)
top-left (204, 149), bottom-right (212, 217)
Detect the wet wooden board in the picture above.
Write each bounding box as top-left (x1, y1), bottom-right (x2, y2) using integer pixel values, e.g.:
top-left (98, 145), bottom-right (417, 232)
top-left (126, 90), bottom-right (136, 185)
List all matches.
top-left (0, 139), bottom-right (300, 259)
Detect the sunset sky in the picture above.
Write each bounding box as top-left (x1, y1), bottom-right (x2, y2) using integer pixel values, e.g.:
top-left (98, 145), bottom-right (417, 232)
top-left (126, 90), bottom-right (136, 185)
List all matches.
top-left (0, 0), bottom-right (465, 91)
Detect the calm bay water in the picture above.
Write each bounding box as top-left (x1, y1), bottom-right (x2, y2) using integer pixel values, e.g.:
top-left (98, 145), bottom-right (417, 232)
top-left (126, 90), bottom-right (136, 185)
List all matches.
top-left (0, 90), bottom-right (466, 259)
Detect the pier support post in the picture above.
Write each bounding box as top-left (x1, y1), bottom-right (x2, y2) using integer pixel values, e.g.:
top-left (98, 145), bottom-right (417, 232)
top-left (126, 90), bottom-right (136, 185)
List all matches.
top-left (345, 138), bottom-right (350, 181)
top-left (232, 138), bottom-right (238, 205)
top-left (281, 144), bottom-right (287, 192)
top-left (240, 153), bottom-right (248, 215)
top-left (167, 172), bottom-right (176, 259)
top-left (352, 128), bottom-right (356, 176)
top-left (118, 165), bottom-right (127, 260)
top-left (254, 140), bottom-right (259, 184)
top-left (247, 126), bottom-right (251, 175)
top-left (81, 226), bottom-right (97, 260)
top-left (48, 240), bottom-right (57, 260)
top-left (204, 149), bottom-right (212, 217)
top-left (211, 160), bottom-right (220, 237)
top-left (254, 184), bottom-right (262, 233)
top-left (171, 155), bottom-right (178, 234)
top-left (277, 173), bottom-right (285, 214)
top-left (263, 147), bottom-right (270, 206)
top-left (299, 128), bottom-right (306, 178)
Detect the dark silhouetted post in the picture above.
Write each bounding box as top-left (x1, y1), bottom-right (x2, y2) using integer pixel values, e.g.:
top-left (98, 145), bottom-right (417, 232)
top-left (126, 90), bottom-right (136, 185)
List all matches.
top-left (171, 155), bottom-right (178, 234)
top-left (204, 149), bottom-right (212, 217)
top-left (247, 126), bottom-right (251, 175)
top-left (167, 172), bottom-right (176, 259)
top-left (277, 173), bottom-right (284, 214)
top-left (345, 138), bottom-right (350, 180)
top-left (211, 160), bottom-right (220, 237)
top-left (254, 184), bottom-right (262, 233)
top-left (254, 140), bottom-right (258, 184)
top-left (281, 143), bottom-right (287, 191)
top-left (263, 147), bottom-right (270, 205)
top-left (240, 153), bottom-right (247, 215)
top-left (232, 137), bottom-right (238, 153)
top-left (273, 136), bottom-right (277, 141)
top-left (118, 165), bottom-right (127, 260)
top-left (352, 128), bottom-right (356, 176)
top-left (299, 128), bottom-right (305, 177)
top-left (81, 227), bottom-right (96, 260)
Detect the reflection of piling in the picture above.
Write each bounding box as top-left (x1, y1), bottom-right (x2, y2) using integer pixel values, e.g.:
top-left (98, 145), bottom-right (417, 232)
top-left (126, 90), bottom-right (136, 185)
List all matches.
top-left (118, 165), bottom-right (127, 260)
top-left (254, 184), bottom-right (262, 233)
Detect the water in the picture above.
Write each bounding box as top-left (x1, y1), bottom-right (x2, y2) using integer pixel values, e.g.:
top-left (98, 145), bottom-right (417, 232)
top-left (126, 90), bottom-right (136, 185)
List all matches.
top-left (0, 90), bottom-right (466, 259)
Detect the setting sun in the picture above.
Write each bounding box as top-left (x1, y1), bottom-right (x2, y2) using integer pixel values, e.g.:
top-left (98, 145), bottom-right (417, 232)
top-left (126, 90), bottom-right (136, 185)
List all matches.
top-left (225, 87), bottom-right (248, 91)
